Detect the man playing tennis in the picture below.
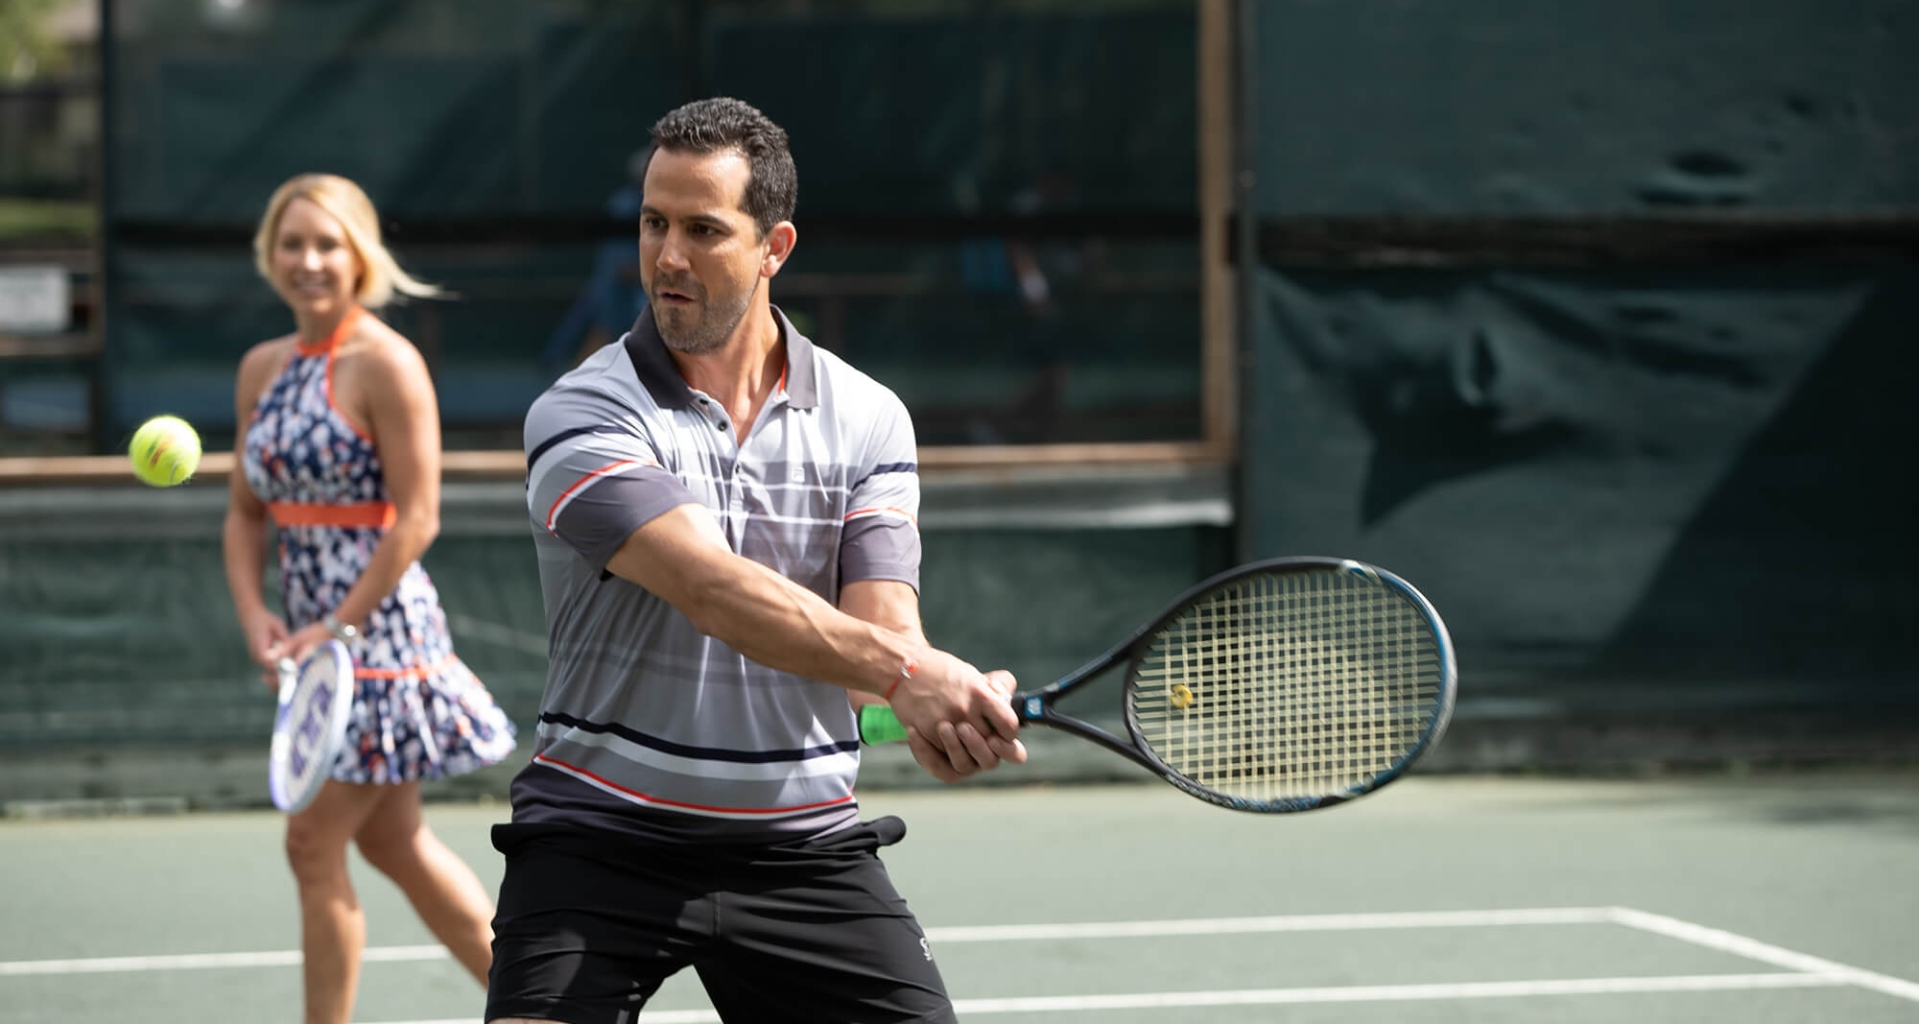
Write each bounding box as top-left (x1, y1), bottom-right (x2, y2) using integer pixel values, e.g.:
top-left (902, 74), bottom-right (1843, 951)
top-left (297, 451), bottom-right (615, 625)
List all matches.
top-left (488, 98), bottom-right (1025, 1024)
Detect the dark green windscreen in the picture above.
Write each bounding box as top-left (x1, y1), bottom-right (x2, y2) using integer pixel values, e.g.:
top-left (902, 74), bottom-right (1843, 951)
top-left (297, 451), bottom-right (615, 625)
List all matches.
top-left (1250, 0), bottom-right (1918, 214)
top-left (100, 0), bottom-right (1201, 447)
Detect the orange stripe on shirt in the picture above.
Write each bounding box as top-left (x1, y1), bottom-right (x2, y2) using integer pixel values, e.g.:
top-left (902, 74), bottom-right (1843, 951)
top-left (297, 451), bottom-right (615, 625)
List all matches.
top-left (544, 457), bottom-right (657, 532)
top-left (844, 506), bottom-right (918, 526)
top-left (533, 753), bottom-right (857, 817)
top-left (270, 501), bottom-right (397, 528)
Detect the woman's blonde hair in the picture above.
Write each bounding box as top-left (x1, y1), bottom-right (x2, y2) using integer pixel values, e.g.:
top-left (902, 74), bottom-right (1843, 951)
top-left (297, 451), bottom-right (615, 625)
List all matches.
top-left (252, 173), bottom-right (442, 308)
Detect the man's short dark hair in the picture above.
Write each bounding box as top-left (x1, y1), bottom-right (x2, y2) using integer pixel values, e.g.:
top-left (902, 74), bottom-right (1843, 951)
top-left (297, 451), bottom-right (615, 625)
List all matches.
top-left (648, 98), bottom-right (797, 238)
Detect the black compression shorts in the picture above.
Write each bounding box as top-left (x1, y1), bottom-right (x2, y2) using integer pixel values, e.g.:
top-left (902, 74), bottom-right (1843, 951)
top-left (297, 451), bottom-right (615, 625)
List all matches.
top-left (484, 816), bottom-right (956, 1024)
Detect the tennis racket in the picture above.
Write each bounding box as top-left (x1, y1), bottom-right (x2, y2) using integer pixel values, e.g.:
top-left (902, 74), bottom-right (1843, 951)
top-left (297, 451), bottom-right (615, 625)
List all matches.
top-left (859, 557), bottom-right (1457, 813)
top-left (268, 638), bottom-right (355, 814)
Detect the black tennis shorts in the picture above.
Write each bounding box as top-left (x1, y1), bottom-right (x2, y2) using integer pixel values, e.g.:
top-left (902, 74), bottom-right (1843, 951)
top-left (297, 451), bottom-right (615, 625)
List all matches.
top-left (484, 816), bottom-right (956, 1024)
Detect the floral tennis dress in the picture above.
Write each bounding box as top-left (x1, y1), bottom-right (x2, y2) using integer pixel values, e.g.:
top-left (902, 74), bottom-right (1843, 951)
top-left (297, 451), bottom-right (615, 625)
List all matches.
top-left (241, 307), bottom-right (516, 785)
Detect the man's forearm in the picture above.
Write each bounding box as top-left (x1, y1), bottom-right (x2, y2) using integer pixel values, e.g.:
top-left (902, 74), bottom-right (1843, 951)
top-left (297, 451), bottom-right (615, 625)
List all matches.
top-left (839, 580), bottom-right (927, 708)
top-left (678, 554), bottom-right (919, 696)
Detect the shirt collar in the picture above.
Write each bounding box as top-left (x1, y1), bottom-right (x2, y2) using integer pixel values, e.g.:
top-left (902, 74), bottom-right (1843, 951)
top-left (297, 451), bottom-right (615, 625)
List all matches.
top-left (623, 304), bottom-right (817, 411)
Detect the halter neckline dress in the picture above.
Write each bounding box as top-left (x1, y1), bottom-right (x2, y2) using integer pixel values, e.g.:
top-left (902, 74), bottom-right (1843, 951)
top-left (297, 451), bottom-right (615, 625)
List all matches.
top-left (242, 307), bottom-right (516, 784)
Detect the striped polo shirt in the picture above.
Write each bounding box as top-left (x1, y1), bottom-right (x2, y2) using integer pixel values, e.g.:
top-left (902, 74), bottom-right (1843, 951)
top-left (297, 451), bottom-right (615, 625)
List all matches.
top-left (514, 306), bottom-right (921, 843)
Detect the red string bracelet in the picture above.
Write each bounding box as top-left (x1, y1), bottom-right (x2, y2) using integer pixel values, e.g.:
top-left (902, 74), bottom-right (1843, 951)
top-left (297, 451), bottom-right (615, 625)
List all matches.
top-left (884, 658), bottom-right (918, 701)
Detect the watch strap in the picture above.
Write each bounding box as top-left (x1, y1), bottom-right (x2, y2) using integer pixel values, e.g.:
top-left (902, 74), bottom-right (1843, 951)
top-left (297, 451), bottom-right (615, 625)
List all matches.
top-left (322, 612), bottom-right (358, 643)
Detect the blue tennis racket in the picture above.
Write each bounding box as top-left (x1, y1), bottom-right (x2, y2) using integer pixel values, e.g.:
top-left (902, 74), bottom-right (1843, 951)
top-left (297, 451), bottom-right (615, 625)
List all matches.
top-left (269, 639), bottom-right (354, 814)
top-left (861, 557), bottom-right (1457, 813)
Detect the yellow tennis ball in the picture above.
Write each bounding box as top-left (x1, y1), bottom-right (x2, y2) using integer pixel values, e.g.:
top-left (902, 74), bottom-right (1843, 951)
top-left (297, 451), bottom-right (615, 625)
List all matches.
top-left (128, 415), bottom-right (202, 487)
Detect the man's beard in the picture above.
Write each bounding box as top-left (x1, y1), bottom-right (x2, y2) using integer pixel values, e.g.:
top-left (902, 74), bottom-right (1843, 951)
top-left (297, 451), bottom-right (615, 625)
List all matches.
top-left (653, 277), bottom-right (756, 355)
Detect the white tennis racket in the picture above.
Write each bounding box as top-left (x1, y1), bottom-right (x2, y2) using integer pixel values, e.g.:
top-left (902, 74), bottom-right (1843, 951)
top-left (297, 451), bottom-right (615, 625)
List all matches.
top-left (269, 638), bottom-right (355, 814)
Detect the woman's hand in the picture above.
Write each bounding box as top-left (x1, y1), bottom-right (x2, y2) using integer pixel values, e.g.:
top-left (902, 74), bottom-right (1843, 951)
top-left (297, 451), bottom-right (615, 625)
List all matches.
top-left (265, 621), bottom-right (333, 672)
top-left (243, 610), bottom-right (290, 670)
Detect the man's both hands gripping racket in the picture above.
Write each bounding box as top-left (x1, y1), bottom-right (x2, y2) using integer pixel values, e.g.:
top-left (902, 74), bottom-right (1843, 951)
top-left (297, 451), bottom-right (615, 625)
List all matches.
top-left (859, 557), bottom-right (1457, 814)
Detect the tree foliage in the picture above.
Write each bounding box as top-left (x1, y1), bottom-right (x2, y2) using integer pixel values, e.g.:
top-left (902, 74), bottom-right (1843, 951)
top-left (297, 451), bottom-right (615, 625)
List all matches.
top-left (0, 0), bottom-right (72, 82)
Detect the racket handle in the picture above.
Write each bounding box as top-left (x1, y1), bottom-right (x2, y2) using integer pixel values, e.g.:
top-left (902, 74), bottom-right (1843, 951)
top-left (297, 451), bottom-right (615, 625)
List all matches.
top-left (861, 695), bottom-right (1038, 744)
top-left (858, 705), bottom-right (909, 745)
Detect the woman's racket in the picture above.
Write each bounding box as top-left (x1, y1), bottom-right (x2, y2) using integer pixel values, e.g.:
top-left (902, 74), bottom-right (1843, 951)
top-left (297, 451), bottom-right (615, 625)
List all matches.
top-left (860, 557), bottom-right (1457, 813)
top-left (268, 638), bottom-right (354, 814)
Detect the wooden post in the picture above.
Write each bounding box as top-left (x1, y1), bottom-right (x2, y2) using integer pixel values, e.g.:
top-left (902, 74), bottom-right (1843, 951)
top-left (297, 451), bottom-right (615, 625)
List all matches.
top-left (1197, 0), bottom-right (1237, 462)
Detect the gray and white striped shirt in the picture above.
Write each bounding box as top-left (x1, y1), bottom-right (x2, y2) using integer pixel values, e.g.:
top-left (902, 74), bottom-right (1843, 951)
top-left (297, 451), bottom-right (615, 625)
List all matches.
top-left (514, 307), bottom-right (920, 842)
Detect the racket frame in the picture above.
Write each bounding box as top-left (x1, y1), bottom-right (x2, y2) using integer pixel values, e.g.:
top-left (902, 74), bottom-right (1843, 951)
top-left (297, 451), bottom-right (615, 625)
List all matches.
top-left (1010, 556), bottom-right (1457, 813)
top-left (269, 638), bottom-right (356, 814)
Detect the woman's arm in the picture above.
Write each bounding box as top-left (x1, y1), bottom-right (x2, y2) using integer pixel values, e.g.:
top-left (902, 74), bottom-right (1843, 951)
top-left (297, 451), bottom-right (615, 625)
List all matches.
top-left (326, 333), bottom-right (443, 634)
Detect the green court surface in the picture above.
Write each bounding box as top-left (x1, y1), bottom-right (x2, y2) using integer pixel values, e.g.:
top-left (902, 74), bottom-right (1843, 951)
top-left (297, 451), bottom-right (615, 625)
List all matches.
top-left (3, 772), bottom-right (1917, 1023)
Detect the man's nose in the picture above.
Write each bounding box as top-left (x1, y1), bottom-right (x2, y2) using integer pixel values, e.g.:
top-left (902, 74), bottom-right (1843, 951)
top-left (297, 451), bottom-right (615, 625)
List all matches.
top-left (656, 230), bottom-right (691, 272)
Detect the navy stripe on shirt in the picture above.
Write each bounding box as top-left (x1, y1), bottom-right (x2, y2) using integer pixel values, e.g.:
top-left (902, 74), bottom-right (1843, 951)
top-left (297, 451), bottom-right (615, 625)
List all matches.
top-left (850, 461), bottom-right (918, 492)
top-left (539, 711), bottom-right (860, 764)
top-left (527, 424), bottom-right (637, 475)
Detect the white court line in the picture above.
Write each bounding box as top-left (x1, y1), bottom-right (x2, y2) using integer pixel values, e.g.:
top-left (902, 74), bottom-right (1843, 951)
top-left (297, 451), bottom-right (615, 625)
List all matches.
top-left (1609, 907), bottom-right (1919, 1004)
top-left (0, 908), bottom-right (1612, 977)
top-left (367, 973), bottom-right (1849, 1024)
top-left (9, 904), bottom-right (1915, 1017)
top-left (0, 945), bottom-right (447, 977)
top-left (929, 906), bottom-right (1612, 942)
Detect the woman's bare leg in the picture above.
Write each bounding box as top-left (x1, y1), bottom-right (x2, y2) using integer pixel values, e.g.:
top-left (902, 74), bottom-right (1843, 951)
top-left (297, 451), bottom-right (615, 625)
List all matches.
top-left (353, 781), bottom-right (497, 985)
top-left (285, 781), bottom-right (392, 1024)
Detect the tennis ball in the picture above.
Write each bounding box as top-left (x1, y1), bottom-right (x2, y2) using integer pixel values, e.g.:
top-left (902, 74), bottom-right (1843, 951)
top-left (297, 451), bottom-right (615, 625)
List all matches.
top-left (128, 415), bottom-right (202, 487)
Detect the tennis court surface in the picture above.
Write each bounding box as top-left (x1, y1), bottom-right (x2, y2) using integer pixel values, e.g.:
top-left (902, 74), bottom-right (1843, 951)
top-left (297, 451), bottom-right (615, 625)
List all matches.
top-left (3, 771), bottom-right (1916, 1023)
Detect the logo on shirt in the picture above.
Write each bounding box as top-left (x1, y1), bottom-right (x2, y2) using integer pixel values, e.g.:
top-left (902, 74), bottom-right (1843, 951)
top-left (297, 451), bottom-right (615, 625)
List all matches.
top-left (920, 936), bottom-right (933, 961)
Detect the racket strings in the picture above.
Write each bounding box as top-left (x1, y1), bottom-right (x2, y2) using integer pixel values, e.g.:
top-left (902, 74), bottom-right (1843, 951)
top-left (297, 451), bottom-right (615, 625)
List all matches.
top-left (1129, 569), bottom-right (1443, 804)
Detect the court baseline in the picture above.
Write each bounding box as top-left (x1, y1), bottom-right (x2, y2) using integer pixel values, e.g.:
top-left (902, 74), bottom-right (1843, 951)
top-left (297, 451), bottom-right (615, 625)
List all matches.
top-left (5, 906), bottom-right (1913, 1019)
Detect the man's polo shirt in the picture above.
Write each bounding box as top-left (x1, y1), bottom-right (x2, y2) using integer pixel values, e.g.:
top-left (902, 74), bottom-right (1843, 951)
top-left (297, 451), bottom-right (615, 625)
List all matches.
top-left (515, 306), bottom-right (921, 842)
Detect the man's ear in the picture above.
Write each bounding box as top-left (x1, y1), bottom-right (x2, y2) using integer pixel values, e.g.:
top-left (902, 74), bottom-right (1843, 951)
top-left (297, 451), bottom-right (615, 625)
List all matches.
top-left (762, 221), bottom-right (797, 277)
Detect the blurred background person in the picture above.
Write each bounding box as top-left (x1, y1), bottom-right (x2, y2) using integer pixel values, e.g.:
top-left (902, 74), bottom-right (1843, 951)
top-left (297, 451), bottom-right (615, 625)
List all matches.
top-left (540, 147), bottom-right (653, 373)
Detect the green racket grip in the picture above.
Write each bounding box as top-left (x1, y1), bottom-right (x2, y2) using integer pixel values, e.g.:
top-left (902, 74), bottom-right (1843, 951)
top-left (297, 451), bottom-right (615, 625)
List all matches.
top-left (858, 704), bottom-right (910, 745)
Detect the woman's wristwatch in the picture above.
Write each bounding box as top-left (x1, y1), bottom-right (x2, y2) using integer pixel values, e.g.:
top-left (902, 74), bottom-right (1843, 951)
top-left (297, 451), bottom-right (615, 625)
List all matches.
top-left (322, 612), bottom-right (359, 644)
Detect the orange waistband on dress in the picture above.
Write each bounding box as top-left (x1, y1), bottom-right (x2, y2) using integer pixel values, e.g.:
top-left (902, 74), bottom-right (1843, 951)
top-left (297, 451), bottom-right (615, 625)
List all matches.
top-left (268, 501), bottom-right (396, 528)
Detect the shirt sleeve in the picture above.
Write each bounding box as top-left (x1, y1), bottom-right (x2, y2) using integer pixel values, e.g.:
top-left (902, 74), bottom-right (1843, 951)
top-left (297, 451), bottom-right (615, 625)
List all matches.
top-left (840, 388), bottom-right (922, 590)
top-left (524, 388), bottom-right (701, 570)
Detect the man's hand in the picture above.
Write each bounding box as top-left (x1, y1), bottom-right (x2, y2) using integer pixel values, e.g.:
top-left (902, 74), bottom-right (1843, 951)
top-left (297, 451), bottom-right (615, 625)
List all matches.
top-left (896, 662), bottom-right (1027, 783)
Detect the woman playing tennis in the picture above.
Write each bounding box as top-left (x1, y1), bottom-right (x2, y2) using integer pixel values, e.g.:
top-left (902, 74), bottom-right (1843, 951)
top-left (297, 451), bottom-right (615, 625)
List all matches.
top-left (221, 173), bottom-right (517, 1024)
